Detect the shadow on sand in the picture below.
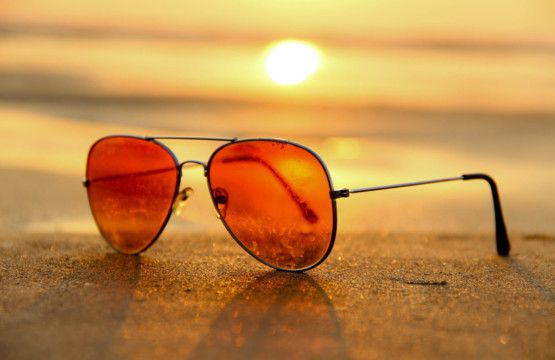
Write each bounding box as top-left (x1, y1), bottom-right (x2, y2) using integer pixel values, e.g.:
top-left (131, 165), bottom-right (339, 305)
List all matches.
top-left (189, 271), bottom-right (350, 360)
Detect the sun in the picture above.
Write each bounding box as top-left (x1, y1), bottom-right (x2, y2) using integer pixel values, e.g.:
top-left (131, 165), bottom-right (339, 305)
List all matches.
top-left (265, 40), bottom-right (321, 85)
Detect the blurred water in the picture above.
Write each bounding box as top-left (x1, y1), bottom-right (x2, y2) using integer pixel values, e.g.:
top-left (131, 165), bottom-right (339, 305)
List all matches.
top-left (1, 97), bottom-right (553, 236)
top-left (1, 23), bottom-right (554, 236)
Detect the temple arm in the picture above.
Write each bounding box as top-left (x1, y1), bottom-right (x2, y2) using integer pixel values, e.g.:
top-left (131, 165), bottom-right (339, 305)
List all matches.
top-left (330, 173), bottom-right (510, 256)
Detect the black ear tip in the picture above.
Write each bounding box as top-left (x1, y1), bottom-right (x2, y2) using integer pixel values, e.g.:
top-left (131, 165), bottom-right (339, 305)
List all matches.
top-left (495, 220), bottom-right (511, 256)
top-left (497, 240), bottom-right (511, 256)
top-left (463, 173), bottom-right (512, 256)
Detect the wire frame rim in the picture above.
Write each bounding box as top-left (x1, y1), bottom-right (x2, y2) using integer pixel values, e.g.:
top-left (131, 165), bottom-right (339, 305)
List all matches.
top-left (205, 137), bottom-right (338, 272)
top-left (85, 135), bottom-right (182, 255)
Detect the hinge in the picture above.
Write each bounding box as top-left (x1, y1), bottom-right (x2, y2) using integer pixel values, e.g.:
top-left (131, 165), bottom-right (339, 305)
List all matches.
top-left (330, 188), bottom-right (350, 199)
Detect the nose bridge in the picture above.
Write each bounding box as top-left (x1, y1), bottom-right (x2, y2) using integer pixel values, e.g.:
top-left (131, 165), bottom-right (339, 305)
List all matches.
top-left (179, 160), bottom-right (208, 176)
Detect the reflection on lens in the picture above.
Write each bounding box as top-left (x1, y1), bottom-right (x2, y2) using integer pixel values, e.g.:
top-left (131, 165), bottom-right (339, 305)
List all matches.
top-left (208, 140), bottom-right (335, 270)
top-left (86, 136), bottom-right (178, 254)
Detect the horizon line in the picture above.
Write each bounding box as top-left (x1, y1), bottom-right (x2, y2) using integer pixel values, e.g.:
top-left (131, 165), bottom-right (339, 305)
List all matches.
top-left (2, 21), bottom-right (555, 54)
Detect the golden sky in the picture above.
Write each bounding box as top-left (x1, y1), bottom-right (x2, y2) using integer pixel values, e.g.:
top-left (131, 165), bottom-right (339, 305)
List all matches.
top-left (2, 0), bottom-right (554, 42)
top-left (2, 1), bottom-right (554, 110)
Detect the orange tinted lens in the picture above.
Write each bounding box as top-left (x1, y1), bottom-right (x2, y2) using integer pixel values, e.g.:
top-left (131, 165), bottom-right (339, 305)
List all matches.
top-left (208, 140), bottom-right (334, 270)
top-left (86, 136), bottom-right (178, 254)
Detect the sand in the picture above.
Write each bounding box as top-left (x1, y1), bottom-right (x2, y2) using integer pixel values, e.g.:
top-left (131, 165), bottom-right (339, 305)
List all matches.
top-left (1, 231), bottom-right (553, 360)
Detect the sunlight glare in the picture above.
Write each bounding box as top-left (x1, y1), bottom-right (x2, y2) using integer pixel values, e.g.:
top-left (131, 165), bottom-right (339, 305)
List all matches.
top-left (323, 137), bottom-right (361, 160)
top-left (265, 40), bottom-right (320, 85)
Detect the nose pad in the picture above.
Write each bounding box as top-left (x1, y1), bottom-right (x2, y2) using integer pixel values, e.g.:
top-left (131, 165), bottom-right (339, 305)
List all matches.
top-left (212, 188), bottom-right (228, 219)
top-left (172, 187), bottom-right (194, 216)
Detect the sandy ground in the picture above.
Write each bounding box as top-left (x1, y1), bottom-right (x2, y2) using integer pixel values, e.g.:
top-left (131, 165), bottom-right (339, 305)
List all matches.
top-left (1, 231), bottom-right (553, 360)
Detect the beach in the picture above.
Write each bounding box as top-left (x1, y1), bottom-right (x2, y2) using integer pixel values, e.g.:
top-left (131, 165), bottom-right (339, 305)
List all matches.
top-left (1, 1), bottom-right (555, 358)
top-left (1, 231), bottom-right (553, 359)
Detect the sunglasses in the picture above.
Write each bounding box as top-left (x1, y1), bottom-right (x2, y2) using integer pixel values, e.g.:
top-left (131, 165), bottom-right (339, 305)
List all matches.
top-left (83, 135), bottom-right (511, 271)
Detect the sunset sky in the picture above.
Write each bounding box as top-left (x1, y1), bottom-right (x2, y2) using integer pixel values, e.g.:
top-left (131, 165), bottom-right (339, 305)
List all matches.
top-left (2, 1), bottom-right (554, 41)
top-left (1, 0), bottom-right (554, 111)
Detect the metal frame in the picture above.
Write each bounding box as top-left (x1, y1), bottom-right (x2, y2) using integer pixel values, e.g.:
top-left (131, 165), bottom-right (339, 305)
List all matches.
top-left (84, 135), bottom-right (183, 255)
top-left (84, 135), bottom-right (511, 272)
top-left (205, 137), bottom-right (338, 272)
top-left (330, 174), bottom-right (510, 256)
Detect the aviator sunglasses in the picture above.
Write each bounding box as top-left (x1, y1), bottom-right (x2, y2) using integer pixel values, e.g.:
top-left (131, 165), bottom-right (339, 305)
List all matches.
top-left (83, 135), bottom-right (511, 271)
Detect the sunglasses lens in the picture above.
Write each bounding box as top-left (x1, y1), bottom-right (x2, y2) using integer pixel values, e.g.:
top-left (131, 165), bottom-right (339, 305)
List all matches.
top-left (208, 140), bottom-right (335, 270)
top-left (86, 136), bottom-right (178, 254)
